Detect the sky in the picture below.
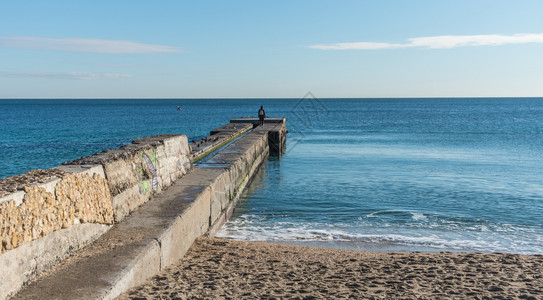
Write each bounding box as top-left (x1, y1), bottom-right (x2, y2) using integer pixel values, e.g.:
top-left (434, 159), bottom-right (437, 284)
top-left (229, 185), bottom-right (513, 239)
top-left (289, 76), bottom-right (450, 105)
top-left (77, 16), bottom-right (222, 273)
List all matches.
top-left (1, 0), bottom-right (543, 98)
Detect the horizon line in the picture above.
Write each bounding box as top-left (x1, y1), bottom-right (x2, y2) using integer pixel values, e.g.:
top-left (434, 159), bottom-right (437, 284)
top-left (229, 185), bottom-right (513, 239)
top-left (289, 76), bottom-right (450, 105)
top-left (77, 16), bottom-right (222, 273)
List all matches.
top-left (1, 96), bottom-right (543, 100)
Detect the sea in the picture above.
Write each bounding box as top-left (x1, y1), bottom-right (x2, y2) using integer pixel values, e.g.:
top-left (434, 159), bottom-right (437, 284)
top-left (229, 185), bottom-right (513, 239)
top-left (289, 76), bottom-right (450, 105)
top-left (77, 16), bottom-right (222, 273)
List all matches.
top-left (1, 98), bottom-right (542, 254)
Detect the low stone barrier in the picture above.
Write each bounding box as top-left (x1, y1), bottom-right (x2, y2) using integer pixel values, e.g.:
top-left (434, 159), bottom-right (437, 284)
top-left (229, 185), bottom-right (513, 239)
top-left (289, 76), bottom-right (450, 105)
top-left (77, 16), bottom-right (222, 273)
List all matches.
top-left (0, 165), bottom-right (112, 298)
top-left (0, 134), bottom-right (192, 298)
top-left (1, 118), bottom-right (286, 299)
top-left (64, 134), bottom-right (192, 222)
top-left (0, 169), bottom-right (113, 253)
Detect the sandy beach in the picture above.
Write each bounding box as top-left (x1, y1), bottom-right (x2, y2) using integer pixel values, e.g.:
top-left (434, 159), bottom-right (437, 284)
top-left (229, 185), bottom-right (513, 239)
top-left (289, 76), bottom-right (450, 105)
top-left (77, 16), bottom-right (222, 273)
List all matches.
top-left (117, 237), bottom-right (543, 299)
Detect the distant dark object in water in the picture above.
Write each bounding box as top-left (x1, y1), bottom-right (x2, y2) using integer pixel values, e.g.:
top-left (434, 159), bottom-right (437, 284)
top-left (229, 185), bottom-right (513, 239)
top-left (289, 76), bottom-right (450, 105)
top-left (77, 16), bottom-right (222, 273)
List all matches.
top-left (177, 106), bottom-right (182, 111)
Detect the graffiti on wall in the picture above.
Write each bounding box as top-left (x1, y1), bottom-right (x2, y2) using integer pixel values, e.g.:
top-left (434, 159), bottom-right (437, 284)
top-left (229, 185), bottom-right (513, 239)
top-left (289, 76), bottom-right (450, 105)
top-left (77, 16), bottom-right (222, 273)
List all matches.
top-left (136, 148), bottom-right (161, 195)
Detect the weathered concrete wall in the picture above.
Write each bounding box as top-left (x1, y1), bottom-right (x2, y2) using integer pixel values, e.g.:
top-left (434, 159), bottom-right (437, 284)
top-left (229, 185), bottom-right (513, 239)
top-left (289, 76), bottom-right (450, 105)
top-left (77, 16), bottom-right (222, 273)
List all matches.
top-left (191, 123), bottom-right (252, 162)
top-left (180, 129), bottom-right (271, 236)
top-left (65, 134), bottom-right (191, 222)
top-left (5, 119), bottom-right (287, 300)
top-left (207, 132), bottom-right (270, 235)
top-left (265, 122), bottom-right (287, 155)
top-left (230, 117), bottom-right (287, 154)
top-left (0, 134), bottom-right (192, 298)
top-left (12, 122), bottom-right (282, 300)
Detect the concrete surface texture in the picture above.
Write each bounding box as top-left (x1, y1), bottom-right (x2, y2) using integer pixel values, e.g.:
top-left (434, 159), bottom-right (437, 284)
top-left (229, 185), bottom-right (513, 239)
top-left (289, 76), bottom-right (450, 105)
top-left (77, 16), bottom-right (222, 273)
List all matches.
top-left (190, 123), bottom-right (252, 163)
top-left (65, 134), bottom-right (192, 222)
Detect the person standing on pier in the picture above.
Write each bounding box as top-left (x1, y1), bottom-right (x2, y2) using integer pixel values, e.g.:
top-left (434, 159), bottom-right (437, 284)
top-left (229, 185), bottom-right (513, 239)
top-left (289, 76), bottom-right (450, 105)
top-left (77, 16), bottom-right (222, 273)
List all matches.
top-left (258, 106), bottom-right (266, 126)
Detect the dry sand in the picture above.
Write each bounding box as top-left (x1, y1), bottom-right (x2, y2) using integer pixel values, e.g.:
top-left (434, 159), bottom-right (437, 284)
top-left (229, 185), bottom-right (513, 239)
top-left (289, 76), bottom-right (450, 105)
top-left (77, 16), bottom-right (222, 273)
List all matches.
top-left (117, 237), bottom-right (543, 299)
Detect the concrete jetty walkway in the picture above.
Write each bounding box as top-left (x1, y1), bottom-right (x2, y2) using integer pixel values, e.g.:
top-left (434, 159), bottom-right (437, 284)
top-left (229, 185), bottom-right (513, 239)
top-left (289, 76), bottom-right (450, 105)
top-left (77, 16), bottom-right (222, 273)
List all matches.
top-left (12, 119), bottom-right (286, 300)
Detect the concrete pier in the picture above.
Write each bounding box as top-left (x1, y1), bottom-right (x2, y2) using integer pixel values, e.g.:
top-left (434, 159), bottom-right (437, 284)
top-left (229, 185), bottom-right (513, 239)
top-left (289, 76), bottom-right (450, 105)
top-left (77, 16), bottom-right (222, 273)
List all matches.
top-left (8, 118), bottom-right (286, 300)
top-left (191, 123), bottom-right (253, 163)
top-left (231, 117), bottom-right (287, 154)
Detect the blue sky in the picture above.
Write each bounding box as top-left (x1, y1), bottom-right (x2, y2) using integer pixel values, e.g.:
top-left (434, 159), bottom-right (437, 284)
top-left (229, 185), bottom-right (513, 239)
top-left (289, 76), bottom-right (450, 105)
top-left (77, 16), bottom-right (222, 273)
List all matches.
top-left (1, 0), bottom-right (543, 98)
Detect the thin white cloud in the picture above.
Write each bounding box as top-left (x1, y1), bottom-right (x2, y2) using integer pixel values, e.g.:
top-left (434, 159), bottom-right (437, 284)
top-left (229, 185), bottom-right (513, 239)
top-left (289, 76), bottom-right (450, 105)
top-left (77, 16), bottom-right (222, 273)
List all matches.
top-left (0, 71), bottom-right (132, 80)
top-left (309, 33), bottom-right (543, 50)
top-left (0, 36), bottom-right (180, 54)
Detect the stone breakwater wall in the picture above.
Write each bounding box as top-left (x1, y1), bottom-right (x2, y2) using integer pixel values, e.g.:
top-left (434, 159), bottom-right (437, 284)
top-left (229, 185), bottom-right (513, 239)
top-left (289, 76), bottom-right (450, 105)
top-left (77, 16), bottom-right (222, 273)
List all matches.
top-left (0, 134), bottom-right (192, 298)
top-left (0, 170), bottom-right (113, 253)
top-left (64, 134), bottom-right (192, 222)
top-left (191, 123), bottom-right (253, 162)
top-left (0, 134), bottom-right (191, 254)
top-left (2, 119), bottom-right (286, 299)
top-left (230, 117), bottom-right (287, 154)
top-left (11, 120), bottom-right (287, 300)
top-left (0, 165), bottom-right (113, 299)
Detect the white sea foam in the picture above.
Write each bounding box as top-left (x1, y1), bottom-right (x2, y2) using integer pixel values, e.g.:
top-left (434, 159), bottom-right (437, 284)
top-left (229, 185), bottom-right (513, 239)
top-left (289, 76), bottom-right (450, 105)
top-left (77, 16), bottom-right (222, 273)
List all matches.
top-left (216, 214), bottom-right (543, 255)
top-left (411, 212), bottom-right (427, 221)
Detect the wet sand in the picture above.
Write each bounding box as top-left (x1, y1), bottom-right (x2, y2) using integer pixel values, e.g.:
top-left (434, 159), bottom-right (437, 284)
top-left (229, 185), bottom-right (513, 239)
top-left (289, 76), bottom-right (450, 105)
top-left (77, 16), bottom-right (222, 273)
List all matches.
top-left (117, 237), bottom-right (543, 299)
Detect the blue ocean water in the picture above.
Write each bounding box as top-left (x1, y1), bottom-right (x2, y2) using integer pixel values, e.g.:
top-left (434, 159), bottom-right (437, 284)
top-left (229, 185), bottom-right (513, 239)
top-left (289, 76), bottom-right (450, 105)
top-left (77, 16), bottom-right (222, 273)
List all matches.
top-left (2, 98), bottom-right (543, 254)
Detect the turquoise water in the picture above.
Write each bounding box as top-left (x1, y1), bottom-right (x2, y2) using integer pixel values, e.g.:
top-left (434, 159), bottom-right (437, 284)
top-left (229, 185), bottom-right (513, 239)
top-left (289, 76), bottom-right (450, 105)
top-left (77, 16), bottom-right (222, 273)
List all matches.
top-left (0, 99), bottom-right (277, 177)
top-left (2, 98), bottom-right (543, 254)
